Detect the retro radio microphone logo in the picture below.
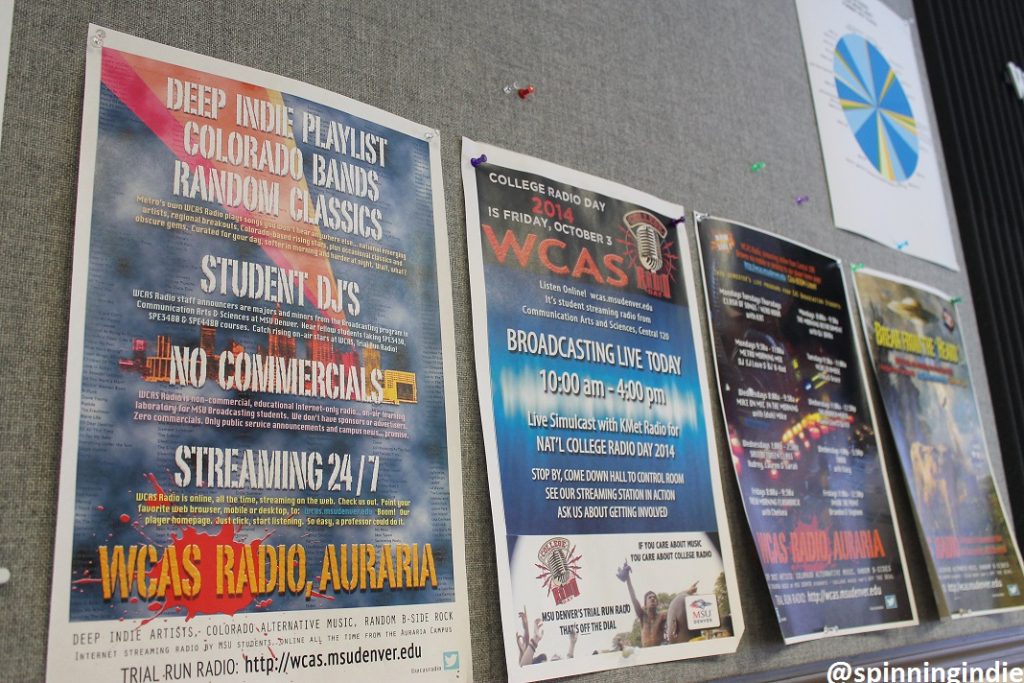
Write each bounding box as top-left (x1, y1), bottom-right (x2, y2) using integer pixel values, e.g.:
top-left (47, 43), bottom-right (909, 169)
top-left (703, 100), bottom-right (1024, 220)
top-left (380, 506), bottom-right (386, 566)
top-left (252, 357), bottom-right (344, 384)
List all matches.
top-left (536, 537), bottom-right (583, 605)
top-left (623, 210), bottom-right (676, 299)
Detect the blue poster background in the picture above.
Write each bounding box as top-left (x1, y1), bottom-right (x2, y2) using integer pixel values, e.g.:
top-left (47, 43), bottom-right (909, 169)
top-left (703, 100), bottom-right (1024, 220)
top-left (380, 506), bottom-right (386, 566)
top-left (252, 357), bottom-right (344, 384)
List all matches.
top-left (473, 163), bottom-right (716, 538)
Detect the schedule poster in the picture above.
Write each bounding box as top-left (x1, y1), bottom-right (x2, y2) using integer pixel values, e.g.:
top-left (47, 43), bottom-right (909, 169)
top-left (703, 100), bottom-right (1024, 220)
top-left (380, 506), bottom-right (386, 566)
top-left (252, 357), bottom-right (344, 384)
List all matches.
top-left (47, 27), bottom-right (472, 682)
top-left (463, 139), bottom-right (743, 682)
top-left (853, 269), bottom-right (1024, 617)
top-left (695, 216), bottom-right (916, 643)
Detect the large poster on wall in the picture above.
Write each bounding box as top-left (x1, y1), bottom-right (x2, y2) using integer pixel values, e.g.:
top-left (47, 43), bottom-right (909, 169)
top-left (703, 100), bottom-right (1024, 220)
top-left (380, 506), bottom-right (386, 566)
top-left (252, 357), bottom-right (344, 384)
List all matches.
top-left (695, 215), bottom-right (916, 643)
top-left (795, 0), bottom-right (959, 270)
top-left (47, 26), bottom-right (472, 681)
top-left (853, 268), bottom-right (1024, 617)
top-left (463, 139), bottom-right (743, 682)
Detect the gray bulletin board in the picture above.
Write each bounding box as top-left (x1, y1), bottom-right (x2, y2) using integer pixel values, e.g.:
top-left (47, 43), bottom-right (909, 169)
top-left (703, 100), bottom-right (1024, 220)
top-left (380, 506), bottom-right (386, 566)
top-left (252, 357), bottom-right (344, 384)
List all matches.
top-left (1, 1), bottom-right (1021, 680)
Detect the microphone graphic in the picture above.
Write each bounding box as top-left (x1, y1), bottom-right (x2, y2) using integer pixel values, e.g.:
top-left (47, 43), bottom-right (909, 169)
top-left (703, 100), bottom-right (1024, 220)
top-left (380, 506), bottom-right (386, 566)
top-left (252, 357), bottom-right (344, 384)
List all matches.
top-left (547, 548), bottom-right (570, 583)
top-left (624, 210), bottom-right (669, 273)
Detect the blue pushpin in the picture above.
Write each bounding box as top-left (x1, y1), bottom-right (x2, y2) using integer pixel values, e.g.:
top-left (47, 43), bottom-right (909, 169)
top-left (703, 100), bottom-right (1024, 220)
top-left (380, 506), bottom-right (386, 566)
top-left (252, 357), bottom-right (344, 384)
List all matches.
top-left (896, 240), bottom-right (909, 250)
top-left (471, 154), bottom-right (487, 167)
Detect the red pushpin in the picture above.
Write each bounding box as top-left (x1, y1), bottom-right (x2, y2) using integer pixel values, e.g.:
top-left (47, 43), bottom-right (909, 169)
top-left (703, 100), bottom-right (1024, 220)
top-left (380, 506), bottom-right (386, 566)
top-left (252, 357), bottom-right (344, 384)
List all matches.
top-left (517, 85), bottom-right (535, 99)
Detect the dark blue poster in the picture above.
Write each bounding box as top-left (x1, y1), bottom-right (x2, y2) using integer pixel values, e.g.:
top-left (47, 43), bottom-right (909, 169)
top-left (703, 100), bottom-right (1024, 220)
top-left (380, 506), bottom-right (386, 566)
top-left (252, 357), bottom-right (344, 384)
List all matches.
top-left (464, 140), bottom-right (742, 682)
top-left (696, 216), bottom-right (916, 643)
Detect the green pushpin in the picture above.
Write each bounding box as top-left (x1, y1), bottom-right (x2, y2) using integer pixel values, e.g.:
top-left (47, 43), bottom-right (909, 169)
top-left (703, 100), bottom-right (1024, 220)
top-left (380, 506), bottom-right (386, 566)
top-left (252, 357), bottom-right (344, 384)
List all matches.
top-left (750, 162), bottom-right (766, 172)
top-left (850, 263), bottom-right (865, 272)
top-left (951, 296), bottom-right (962, 305)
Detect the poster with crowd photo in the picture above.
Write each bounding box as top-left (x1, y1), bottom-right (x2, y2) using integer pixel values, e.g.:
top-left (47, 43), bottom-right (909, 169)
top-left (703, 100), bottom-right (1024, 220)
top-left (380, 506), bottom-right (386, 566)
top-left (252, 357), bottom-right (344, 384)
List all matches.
top-left (463, 139), bottom-right (743, 682)
top-left (47, 27), bottom-right (471, 681)
top-left (695, 216), bottom-right (916, 643)
top-left (853, 269), bottom-right (1024, 617)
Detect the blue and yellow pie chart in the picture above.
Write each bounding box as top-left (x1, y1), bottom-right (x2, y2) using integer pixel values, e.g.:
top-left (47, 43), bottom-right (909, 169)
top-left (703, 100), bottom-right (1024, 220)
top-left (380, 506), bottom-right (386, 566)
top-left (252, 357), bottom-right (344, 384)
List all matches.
top-left (833, 34), bottom-right (918, 182)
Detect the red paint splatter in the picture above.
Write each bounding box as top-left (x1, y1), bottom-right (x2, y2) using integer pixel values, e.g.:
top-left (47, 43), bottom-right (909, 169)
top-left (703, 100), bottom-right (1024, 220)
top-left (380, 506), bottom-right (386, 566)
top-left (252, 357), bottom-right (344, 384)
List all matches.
top-left (119, 514), bottom-right (131, 523)
top-left (96, 505), bottom-right (105, 511)
top-left (71, 578), bottom-right (102, 586)
top-left (148, 602), bottom-right (163, 612)
top-left (129, 597), bottom-right (139, 604)
top-left (131, 521), bottom-right (157, 545)
top-left (143, 473), bottom-right (170, 508)
top-left (100, 50), bottom-right (356, 341)
top-left (255, 599), bottom-right (272, 609)
top-left (142, 524), bottom-right (259, 625)
top-left (307, 591), bottom-right (333, 601)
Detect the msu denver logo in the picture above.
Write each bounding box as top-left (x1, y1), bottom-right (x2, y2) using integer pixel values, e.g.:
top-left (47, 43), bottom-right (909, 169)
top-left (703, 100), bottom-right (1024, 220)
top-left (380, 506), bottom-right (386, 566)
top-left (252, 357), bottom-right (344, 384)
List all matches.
top-left (685, 594), bottom-right (721, 630)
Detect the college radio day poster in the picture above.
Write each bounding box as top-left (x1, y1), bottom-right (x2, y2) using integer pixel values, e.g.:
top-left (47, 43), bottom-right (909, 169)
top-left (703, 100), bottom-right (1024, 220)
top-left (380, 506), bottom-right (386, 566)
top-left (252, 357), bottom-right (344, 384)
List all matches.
top-left (463, 139), bottom-right (743, 682)
top-left (695, 217), bottom-right (916, 643)
top-left (47, 27), bottom-right (472, 681)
